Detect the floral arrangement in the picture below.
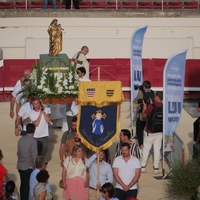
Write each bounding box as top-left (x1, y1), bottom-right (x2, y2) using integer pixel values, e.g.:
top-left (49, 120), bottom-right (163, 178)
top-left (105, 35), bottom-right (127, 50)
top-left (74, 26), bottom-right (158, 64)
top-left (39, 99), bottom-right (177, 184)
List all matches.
top-left (23, 63), bottom-right (79, 100)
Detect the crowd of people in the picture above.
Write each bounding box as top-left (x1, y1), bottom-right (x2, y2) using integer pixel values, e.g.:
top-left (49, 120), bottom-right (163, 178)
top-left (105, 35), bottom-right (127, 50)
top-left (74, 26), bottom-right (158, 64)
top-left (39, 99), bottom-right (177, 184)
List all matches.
top-left (2, 46), bottom-right (164, 200)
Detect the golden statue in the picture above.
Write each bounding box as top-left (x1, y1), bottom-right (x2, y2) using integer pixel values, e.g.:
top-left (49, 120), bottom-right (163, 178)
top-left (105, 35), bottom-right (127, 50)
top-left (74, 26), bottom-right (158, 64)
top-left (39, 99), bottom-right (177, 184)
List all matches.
top-left (48, 19), bottom-right (64, 56)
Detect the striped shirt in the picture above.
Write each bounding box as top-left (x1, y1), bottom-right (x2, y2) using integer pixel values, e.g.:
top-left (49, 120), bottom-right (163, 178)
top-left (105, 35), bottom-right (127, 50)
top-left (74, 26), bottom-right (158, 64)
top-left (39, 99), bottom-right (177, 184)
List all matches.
top-left (115, 141), bottom-right (140, 159)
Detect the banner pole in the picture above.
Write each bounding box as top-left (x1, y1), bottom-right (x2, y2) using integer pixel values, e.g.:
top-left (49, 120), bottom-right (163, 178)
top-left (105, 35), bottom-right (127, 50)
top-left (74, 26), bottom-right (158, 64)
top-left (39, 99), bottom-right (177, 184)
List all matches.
top-left (97, 152), bottom-right (100, 199)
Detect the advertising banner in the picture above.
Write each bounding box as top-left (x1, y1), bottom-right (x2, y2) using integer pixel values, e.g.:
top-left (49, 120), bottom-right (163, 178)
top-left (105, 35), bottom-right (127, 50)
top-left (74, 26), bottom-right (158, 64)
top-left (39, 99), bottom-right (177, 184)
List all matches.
top-left (163, 50), bottom-right (187, 152)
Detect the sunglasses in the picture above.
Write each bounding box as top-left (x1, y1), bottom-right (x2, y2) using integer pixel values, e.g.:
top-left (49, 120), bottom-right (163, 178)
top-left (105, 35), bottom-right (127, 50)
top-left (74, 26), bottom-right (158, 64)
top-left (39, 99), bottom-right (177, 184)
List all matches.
top-left (100, 189), bottom-right (107, 194)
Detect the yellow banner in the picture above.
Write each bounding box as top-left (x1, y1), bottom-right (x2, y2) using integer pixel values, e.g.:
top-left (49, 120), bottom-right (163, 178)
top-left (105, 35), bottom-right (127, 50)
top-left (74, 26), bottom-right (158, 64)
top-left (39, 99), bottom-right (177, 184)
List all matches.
top-left (78, 81), bottom-right (124, 107)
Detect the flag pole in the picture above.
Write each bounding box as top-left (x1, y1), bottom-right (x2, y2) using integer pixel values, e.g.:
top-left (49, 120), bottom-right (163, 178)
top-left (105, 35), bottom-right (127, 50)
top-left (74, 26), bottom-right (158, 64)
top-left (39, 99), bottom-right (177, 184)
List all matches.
top-left (97, 151), bottom-right (100, 199)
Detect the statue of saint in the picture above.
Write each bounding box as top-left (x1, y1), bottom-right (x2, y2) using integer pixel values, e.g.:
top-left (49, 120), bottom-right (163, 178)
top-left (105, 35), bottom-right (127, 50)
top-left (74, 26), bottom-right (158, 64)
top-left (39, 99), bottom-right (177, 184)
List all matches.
top-left (48, 19), bottom-right (64, 56)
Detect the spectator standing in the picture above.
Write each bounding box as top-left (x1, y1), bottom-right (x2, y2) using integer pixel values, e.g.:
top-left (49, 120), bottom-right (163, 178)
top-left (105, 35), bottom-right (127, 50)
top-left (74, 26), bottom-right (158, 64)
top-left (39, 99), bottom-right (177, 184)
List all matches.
top-left (17, 123), bottom-right (38, 200)
top-left (59, 116), bottom-right (77, 167)
top-left (71, 46), bottom-right (90, 78)
top-left (29, 156), bottom-right (51, 200)
top-left (15, 93), bottom-right (35, 136)
top-left (193, 102), bottom-right (200, 143)
top-left (62, 144), bottom-right (89, 200)
top-left (14, 69), bottom-right (31, 88)
top-left (115, 129), bottom-right (140, 159)
top-left (0, 150), bottom-right (8, 200)
top-left (29, 98), bottom-right (51, 158)
top-left (65, 129), bottom-right (91, 158)
top-left (9, 75), bottom-right (29, 119)
top-left (141, 91), bottom-right (163, 174)
top-left (112, 143), bottom-right (141, 200)
top-left (76, 66), bottom-right (91, 82)
top-left (33, 170), bottom-right (53, 200)
top-left (66, 0), bottom-right (79, 9)
top-left (134, 80), bottom-right (154, 154)
top-left (85, 150), bottom-right (113, 200)
top-left (43, 0), bottom-right (57, 10)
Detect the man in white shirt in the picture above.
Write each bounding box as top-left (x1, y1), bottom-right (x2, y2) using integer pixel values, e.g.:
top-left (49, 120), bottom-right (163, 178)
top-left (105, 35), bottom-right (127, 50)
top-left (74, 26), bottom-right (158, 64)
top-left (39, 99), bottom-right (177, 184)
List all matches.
top-left (14, 69), bottom-right (31, 88)
top-left (29, 156), bottom-right (51, 200)
top-left (113, 143), bottom-right (141, 200)
top-left (29, 98), bottom-right (51, 158)
top-left (10, 69), bottom-right (31, 119)
top-left (71, 46), bottom-right (90, 79)
top-left (76, 66), bottom-right (91, 82)
top-left (15, 93), bottom-right (35, 136)
top-left (10, 75), bottom-right (28, 119)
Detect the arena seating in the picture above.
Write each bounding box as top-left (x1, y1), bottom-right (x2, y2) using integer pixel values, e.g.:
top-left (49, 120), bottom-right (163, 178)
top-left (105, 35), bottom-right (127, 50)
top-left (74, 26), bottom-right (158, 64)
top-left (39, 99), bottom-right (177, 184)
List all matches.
top-left (137, 1), bottom-right (152, 9)
top-left (29, 1), bottom-right (43, 8)
top-left (167, 1), bottom-right (183, 8)
top-left (60, 1), bottom-right (65, 8)
top-left (183, 1), bottom-right (198, 9)
top-left (15, 1), bottom-right (30, 8)
top-left (152, 1), bottom-right (167, 9)
top-left (0, 0), bottom-right (199, 10)
top-left (79, 1), bottom-right (91, 8)
top-left (91, 1), bottom-right (106, 8)
top-left (28, 1), bottom-right (60, 8)
top-left (121, 1), bottom-right (136, 9)
top-left (0, 2), bottom-right (14, 9)
top-left (107, 1), bottom-right (121, 9)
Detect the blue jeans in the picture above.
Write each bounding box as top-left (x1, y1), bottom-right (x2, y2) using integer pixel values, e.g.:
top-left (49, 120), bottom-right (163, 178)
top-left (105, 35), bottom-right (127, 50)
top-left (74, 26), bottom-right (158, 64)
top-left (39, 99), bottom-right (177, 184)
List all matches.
top-left (43, 0), bottom-right (57, 9)
top-left (18, 168), bottom-right (33, 200)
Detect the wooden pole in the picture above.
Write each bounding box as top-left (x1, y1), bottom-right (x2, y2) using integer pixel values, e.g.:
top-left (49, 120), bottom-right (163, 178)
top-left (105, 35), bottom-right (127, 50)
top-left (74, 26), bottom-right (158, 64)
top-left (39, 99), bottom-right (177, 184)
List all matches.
top-left (97, 150), bottom-right (100, 199)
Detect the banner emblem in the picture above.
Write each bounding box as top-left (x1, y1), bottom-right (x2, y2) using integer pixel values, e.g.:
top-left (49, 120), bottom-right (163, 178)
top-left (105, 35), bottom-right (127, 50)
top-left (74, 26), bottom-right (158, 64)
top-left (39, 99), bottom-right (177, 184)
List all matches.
top-left (106, 90), bottom-right (114, 97)
top-left (87, 88), bottom-right (95, 98)
top-left (91, 110), bottom-right (107, 135)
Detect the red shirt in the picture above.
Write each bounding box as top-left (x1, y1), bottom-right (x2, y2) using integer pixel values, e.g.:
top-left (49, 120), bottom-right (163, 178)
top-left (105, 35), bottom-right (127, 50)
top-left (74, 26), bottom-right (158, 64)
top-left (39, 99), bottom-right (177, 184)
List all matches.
top-left (0, 164), bottom-right (7, 197)
top-left (145, 102), bottom-right (163, 133)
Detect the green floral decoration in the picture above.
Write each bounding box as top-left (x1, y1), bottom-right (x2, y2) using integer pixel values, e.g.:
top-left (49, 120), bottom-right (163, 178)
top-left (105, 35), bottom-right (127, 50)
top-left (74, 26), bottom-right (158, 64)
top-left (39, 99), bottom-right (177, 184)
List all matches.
top-left (23, 63), bottom-right (79, 100)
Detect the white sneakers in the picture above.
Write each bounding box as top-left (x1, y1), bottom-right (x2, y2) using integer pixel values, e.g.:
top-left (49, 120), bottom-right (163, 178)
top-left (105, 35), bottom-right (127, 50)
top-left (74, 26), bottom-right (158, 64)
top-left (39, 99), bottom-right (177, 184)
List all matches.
top-left (141, 167), bottom-right (162, 174)
top-left (141, 167), bottom-right (146, 173)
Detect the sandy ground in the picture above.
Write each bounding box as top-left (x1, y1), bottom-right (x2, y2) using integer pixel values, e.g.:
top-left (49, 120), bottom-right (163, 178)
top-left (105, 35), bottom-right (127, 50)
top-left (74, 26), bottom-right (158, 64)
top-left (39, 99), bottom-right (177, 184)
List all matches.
top-left (0, 101), bottom-right (194, 200)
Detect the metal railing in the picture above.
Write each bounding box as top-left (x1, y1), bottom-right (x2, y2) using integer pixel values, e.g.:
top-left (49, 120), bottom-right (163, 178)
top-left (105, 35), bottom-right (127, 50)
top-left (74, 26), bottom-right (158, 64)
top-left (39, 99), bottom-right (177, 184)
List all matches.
top-left (163, 132), bottom-right (185, 179)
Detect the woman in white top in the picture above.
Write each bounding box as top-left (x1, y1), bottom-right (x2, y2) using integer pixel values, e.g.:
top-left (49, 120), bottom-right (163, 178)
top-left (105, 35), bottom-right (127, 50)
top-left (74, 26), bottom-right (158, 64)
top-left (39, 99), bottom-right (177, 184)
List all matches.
top-left (62, 144), bottom-right (89, 200)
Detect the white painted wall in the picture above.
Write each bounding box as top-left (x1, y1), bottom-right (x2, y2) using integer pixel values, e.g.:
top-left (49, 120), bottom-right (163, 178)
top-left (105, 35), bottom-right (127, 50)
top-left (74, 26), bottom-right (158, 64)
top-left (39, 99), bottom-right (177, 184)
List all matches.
top-left (0, 17), bottom-right (199, 59)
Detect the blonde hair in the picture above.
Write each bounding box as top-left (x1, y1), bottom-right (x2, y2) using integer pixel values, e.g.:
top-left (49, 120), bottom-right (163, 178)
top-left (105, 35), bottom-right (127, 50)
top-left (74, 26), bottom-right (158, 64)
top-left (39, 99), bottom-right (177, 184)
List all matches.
top-left (71, 144), bottom-right (85, 164)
